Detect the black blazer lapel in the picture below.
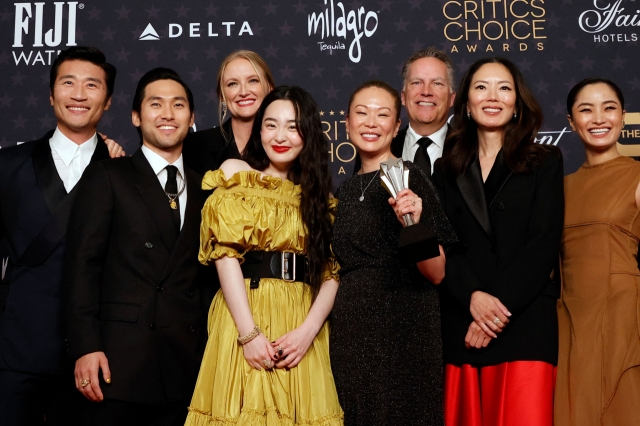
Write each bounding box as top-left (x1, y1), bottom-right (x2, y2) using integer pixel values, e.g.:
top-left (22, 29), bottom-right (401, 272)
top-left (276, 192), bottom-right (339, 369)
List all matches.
top-left (90, 133), bottom-right (110, 163)
top-left (486, 151), bottom-right (514, 208)
top-left (390, 126), bottom-right (407, 158)
top-left (132, 150), bottom-right (179, 251)
top-left (456, 157), bottom-right (494, 239)
top-left (32, 130), bottom-right (66, 213)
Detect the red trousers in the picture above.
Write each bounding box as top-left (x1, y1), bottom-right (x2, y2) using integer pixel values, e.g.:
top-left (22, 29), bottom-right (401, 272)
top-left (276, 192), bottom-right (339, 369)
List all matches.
top-left (444, 362), bottom-right (556, 426)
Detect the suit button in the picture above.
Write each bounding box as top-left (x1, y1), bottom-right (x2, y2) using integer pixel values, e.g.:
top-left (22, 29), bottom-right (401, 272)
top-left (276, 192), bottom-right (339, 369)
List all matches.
top-left (145, 242), bottom-right (153, 249)
top-left (156, 286), bottom-right (163, 292)
top-left (150, 323), bottom-right (156, 331)
top-left (189, 325), bottom-right (195, 333)
top-left (497, 202), bottom-right (505, 211)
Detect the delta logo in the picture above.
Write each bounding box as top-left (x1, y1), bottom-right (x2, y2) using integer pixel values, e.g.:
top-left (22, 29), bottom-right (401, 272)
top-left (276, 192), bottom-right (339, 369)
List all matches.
top-left (138, 21), bottom-right (254, 40)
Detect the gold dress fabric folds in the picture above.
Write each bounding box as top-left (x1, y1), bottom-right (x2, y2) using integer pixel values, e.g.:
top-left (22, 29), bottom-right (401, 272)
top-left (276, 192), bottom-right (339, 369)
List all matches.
top-left (185, 170), bottom-right (343, 426)
top-left (556, 156), bottom-right (640, 426)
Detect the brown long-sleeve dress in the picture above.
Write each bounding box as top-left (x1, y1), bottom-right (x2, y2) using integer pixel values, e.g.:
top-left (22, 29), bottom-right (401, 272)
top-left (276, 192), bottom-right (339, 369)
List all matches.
top-left (556, 156), bottom-right (640, 425)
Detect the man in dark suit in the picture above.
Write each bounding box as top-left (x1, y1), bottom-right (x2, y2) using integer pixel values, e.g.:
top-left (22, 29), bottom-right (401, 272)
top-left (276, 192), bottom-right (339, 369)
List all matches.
top-left (0, 46), bottom-right (117, 425)
top-left (64, 68), bottom-right (210, 426)
top-left (354, 47), bottom-right (456, 177)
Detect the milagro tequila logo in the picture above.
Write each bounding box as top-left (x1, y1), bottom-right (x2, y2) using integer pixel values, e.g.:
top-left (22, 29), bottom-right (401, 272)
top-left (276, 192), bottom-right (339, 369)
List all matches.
top-left (12, 2), bottom-right (80, 66)
top-left (579, 0), bottom-right (640, 42)
top-left (307, 0), bottom-right (379, 63)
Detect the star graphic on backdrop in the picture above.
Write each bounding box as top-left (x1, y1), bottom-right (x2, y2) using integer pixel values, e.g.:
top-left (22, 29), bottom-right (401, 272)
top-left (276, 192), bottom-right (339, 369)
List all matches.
top-left (339, 63), bottom-right (354, 77)
top-left (378, 0), bottom-right (393, 11)
top-left (12, 71), bottom-right (25, 86)
top-left (131, 27), bottom-right (142, 40)
top-left (424, 16), bottom-right (439, 31)
top-left (329, 111), bottom-right (335, 116)
top-left (564, 78), bottom-right (578, 90)
top-left (279, 22), bottom-right (294, 36)
top-left (189, 67), bottom-right (204, 82)
top-left (348, 0), bottom-right (363, 9)
top-left (366, 62), bottom-right (381, 76)
top-left (280, 65), bottom-right (294, 79)
top-left (548, 57), bottom-right (563, 71)
top-left (263, 2), bottom-right (278, 15)
top-left (517, 57), bottom-right (533, 72)
top-left (146, 5), bottom-right (161, 19)
top-left (115, 134), bottom-right (130, 147)
top-left (0, 51), bottom-right (10, 65)
top-left (13, 115), bottom-right (27, 129)
top-left (340, 111), bottom-right (345, 115)
top-left (629, 76), bottom-right (640, 92)
top-left (456, 58), bottom-right (472, 74)
top-left (551, 100), bottom-right (565, 116)
top-left (146, 47), bottom-right (160, 61)
top-left (0, 94), bottom-right (13, 108)
top-left (40, 72), bottom-right (49, 86)
top-left (562, 34), bottom-right (577, 49)
top-left (411, 39), bottom-right (425, 52)
top-left (294, 43), bottom-right (309, 57)
top-left (252, 22), bottom-right (265, 36)
top-left (319, 111), bottom-right (324, 116)
top-left (175, 4), bottom-right (190, 18)
top-left (547, 13), bottom-right (560, 28)
top-left (292, 1), bottom-right (308, 14)
top-left (88, 6), bottom-right (101, 20)
top-left (113, 91), bottom-right (130, 106)
top-left (204, 46), bottom-right (219, 60)
top-left (76, 28), bottom-right (87, 42)
top-left (175, 46), bottom-right (190, 61)
top-left (394, 17), bottom-right (410, 32)
top-left (100, 115), bottom-right (114, 128)
top-left (324, 85), bottom-right (340, 100)
top-left (205, 4), bottom-right (219, 17)
top-left (101, 27), bottom-right (116, 41)
top-left (534, 79), bottom-right (549, 94)
top-left (309, 63), bottom-right (324, 78)
top-left (204, 88), bottom-right (217, 103)
top-left (611, 54), bottom-right (626, 69)
top-left (408, 0), bottom-right (424, 10)
top-left (265, 43), bottom-right (280, 58)
top-left (380, 40), bottom-right (396, 54)
top-left (580, 55), bottom-right (595, 70)
top-left (39, 113), bottom-right (55, 129)
top-left (25, 93), bottom-right (39, 107)
top-left (439, 40), bottom-right (455, 52)
top-left (234, 3), bottom-right (248, 16)
top-left (115, 47), bottom-right (131, 63)
top-left (115, 5), bottom-right (131, 20)
top-left (129, 69), bottom-right (145, 83)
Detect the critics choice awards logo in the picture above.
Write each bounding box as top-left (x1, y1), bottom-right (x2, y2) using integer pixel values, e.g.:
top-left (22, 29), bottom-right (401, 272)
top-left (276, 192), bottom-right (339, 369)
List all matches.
top-left (579, 0), bottom-right (639, 43)
top-left (307, 0), bottom-right (379, 63)
top-left (442, 0), bottom-right (546, 53)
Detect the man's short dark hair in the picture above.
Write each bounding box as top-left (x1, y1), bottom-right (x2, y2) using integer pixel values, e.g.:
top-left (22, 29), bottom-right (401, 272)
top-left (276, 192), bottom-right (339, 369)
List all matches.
top-left (49, 46), bottom-right (117, 98)
top-left (401, 47), bottom-right (456, 93)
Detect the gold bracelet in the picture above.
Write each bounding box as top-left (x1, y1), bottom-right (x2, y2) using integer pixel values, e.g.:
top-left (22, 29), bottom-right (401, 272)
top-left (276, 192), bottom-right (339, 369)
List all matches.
top-left (237, 325), bottom-right (261, 345)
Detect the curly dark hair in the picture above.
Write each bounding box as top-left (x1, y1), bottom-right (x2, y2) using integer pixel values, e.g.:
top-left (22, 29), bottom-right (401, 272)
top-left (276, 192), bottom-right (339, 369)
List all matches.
top-left (443, 57), bottom-right (552, 177)
top-left (243, 86), bottom-right (333, 297)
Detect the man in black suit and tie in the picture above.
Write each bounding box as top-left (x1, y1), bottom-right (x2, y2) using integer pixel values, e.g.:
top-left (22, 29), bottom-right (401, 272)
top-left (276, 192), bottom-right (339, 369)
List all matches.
top-left (64, 68), bottom-right (209, 426)
top-left (0, 46), bottom-right (117, 425)
top-left (353, 47), bottom-right (456, 177)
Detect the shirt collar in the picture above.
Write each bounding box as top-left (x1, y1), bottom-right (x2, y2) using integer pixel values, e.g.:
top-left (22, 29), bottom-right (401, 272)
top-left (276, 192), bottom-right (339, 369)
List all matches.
top-left (405, 122), bottom-right (449, 150)
top-left (50, 127), bottom-right (97, 167)
top-left (141, 145), bottom-right (185, 178)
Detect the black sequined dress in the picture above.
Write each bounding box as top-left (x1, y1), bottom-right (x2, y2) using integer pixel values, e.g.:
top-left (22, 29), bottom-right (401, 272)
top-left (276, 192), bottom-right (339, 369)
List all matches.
top-left (331, 162), bottom-right (457, 426)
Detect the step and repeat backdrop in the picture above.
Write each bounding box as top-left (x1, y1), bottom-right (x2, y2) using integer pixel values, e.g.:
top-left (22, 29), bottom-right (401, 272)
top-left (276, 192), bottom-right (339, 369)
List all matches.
top-left (1, 0), bottom-right (639, 185)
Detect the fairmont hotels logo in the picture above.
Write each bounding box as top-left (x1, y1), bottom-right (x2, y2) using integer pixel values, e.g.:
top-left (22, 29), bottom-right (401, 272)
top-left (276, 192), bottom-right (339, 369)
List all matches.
top-left (578, 0), bottom-right (639, 43)
top-left (307, 0), bottom-right (379, 63)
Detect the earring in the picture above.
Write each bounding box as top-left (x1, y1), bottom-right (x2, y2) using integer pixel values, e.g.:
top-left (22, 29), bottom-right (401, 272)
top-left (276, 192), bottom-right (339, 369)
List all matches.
top-left (222, 102), bottom-right (227, 118)
top-left (467, 111), bottom-right (471, 120)
top-left (513, 111), bottom-right (517, 119)
top-left (622, 120), bottom-right (625, 129)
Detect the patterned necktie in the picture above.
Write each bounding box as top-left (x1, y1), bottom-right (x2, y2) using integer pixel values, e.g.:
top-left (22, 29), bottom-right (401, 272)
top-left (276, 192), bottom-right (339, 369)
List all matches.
top-left (164, 165), bottom-right (181, 232)
top-left (413, 137), bottom-right (433, 177)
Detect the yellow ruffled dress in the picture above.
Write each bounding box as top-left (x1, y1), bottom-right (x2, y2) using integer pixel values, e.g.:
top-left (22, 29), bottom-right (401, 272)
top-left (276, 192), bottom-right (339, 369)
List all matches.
top-left (185, 170), bottom-right (344, 426)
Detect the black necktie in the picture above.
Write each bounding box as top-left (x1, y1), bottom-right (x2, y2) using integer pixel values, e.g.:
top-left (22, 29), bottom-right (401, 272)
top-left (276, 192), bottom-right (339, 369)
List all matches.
top-left (413, 137), bottom-right (433, 177)
top-left (164, 165), bottom-right (181, 232)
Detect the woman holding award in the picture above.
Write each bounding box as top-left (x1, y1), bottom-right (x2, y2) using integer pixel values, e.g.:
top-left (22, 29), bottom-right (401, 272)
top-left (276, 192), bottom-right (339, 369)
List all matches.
top-left (330, 80), bottom-right (457, 426)
top-left (556, 78), bottom-right (640, 426)
top-left (432, 57), bottom-right (564, 426)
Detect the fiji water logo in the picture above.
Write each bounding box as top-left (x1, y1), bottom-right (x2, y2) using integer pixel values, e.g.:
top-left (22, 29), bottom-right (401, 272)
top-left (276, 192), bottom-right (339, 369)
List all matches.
top-left (307, 0), bottom-right (379, 63)
top-left (579, 0), bottom-right (640, 33)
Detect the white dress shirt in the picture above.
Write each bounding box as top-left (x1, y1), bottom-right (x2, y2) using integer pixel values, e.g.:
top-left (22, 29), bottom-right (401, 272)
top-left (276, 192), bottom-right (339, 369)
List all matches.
top-left (141, 145), bottom-right (187, 230)
top-left (49, 127), bottom-right (98, 193)
top-left (401, 123), bottom-right (449, 175)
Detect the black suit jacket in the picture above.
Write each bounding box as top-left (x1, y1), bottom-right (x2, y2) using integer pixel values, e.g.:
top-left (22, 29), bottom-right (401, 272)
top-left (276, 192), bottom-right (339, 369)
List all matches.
top-left (64, 149), bottom-right (210, 404)
top-left (0, 130), bottom-right (109, 374)
top-left (182, 120), bottom-right (241, 177)
top-left (432, 148), bottom-right (564, 366)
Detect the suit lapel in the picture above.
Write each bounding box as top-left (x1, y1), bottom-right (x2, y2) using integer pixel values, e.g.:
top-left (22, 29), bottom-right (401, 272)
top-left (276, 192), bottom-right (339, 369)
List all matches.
top-left (456, 156), bottom-right (494, 239)
top-left (485, 151), bottom-right (513, 208)
top-left (132, 150), bottom-right (179, 251)
top-left (390, 126), bottom-right (407, 158)
top-left (32, 130), bottom-right (67, 213)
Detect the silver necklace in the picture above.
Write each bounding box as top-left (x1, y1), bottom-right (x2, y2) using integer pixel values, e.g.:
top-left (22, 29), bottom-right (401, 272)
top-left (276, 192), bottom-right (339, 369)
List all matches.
top-left (359, 170), bottom-right (379, 202)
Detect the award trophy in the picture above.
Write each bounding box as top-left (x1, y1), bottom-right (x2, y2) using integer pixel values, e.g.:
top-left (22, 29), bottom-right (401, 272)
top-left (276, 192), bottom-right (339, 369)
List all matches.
top-left (380, 158), bottom-right (440, 262)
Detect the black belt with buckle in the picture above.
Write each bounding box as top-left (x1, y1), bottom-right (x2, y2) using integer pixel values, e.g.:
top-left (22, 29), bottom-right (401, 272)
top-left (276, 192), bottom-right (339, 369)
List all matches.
top-left (241, 251), bottom-right (308, 289)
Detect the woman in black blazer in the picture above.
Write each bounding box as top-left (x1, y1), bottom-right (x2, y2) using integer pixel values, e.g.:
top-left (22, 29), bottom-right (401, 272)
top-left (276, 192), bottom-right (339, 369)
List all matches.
top-left (432, 57), bottom-right (564, 426)
top-left (182, 50), bottom-right (275, 176)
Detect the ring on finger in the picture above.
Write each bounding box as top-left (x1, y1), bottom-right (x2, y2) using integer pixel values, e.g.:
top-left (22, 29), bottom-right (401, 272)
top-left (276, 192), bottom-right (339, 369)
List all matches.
top-left (277, 346), bottom-right (283, 357)
top-left (81, 379), bottom-right (91, 388)
top-left (262, 359), bottom-right (273, 369)
top-left (411, 200), bottom-right (416, 206)
top-left (492, 317), bottom-right (501, 325)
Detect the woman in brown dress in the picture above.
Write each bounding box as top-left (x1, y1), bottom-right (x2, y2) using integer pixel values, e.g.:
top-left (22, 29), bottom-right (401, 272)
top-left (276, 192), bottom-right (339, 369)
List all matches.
top-left (556, 78), bottom-right (640, 425)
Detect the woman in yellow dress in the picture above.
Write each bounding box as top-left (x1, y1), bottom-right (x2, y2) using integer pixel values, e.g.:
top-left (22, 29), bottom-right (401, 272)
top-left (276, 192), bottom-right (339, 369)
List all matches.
top-left (185, 86), bottom-right (343, 425)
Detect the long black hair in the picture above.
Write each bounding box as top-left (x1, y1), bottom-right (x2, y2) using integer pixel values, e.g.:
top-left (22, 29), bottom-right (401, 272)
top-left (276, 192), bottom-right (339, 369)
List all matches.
top-left (443, 57), bottom-right (551, 177)
top-left (243, 86), bottom-right (333, 297)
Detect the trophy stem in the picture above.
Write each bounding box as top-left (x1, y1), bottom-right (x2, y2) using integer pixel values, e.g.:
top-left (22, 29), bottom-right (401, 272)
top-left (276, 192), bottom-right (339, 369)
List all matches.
top-left (403, 214), bottom-right (415, 226)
